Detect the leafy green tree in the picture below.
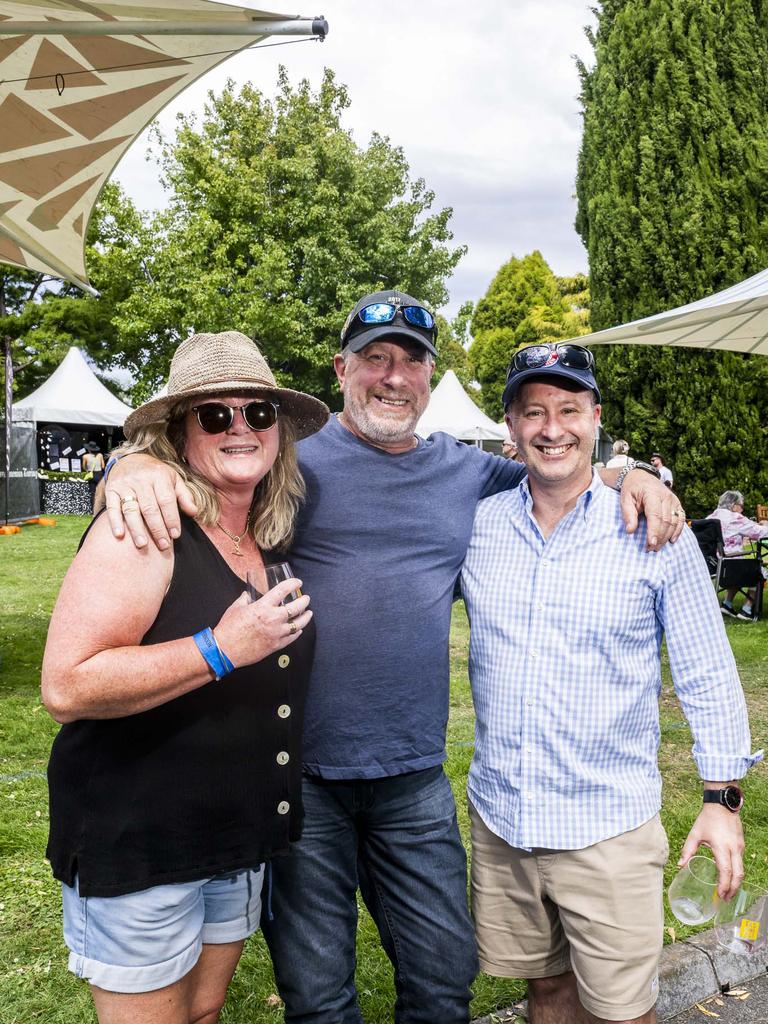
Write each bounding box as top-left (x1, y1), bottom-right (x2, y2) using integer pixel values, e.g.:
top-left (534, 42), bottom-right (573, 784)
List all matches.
top-left (576, 0), bottom-right (768, 514)
top-left (468, 252), bottom-right (590, 415)
top-left (113, 69), bottom-right (465, 407)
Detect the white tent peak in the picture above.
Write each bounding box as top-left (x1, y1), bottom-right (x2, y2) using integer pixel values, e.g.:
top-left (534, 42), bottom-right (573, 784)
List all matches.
top-left (13, 346), bottom-right (133, 426)
top-left (416, 370), bottom-right (507, 443)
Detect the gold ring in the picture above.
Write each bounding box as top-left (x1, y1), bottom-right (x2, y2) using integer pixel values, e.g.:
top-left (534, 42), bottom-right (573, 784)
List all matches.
top-left (289, 621), bottom-right (298, 635)
top-left (120, 493), bottom-right (138, 507)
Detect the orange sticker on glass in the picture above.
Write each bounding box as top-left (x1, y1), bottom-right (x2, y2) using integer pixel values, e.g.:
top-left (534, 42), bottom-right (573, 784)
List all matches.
top-left (738, 918), bottom-right (760, 941)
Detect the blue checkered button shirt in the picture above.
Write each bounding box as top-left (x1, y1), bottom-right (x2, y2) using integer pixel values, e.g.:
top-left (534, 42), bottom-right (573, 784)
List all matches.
top-left (461, 473), bottom-right (761, 851)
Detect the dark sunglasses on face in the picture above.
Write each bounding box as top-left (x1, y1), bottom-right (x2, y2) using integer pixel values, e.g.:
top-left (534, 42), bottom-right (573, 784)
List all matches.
top-left (507, 343), bottom-right (595, 378)
top-left (191, 400), bottom-right (279, 435)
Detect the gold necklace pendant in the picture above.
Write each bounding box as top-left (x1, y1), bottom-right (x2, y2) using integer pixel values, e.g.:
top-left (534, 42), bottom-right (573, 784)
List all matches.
top-left (216, 513), bottom-right (251, 557)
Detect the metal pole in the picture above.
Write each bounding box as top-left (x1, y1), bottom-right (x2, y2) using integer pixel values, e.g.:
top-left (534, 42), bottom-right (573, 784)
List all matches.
top-left (2, 285), bottom-right (10, 526)
top-left (0, 17), bottom-right (328, 37)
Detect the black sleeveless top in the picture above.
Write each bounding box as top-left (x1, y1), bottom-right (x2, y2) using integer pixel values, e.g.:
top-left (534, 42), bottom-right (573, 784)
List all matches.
top-left (46, 515), bottom-right (314, 897)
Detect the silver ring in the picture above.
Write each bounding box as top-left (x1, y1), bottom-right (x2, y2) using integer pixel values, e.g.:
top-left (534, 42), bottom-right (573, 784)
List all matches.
top-left (120, 494), bottom-right (139, 507)
top-left (672, 509), bottom-right (683, 518)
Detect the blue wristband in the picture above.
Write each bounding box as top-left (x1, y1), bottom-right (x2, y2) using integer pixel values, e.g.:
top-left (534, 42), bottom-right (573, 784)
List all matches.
top-left (193, 628), bottom-right (234, 681)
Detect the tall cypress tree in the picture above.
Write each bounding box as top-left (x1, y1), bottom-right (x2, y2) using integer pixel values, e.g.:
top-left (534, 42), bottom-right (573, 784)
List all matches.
top-left (576, 0), bottom-right (768, 514)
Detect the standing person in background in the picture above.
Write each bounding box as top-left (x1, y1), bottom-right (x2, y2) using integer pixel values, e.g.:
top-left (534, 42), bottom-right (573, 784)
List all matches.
top-left (462, 348), bottom-right (760, 1024)
top-left (100, 300), bottom-right (685, 1024)
top-left (82, 442), bottom-right (105, 512)
top-left (651, 452), bottom-right (673, 488)
top-left (502, 438), bottom-right (522, 461)
top-left (606, 438), bottom-right (631, 468)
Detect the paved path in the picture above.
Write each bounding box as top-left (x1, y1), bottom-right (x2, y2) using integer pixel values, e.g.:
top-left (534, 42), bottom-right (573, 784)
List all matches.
top-left (663, 970), bottom-right (768, 1023)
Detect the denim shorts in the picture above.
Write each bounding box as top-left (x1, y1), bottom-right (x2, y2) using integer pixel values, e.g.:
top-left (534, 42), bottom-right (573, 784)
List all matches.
top-left (62, 867), bottom-right (264, 994)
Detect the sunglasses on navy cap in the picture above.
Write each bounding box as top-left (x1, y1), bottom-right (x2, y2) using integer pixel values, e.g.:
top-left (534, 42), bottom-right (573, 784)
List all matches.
top-left (341, 302), bottom-right (436, 344)
top-left (507, 343), bottom-right (595, 378)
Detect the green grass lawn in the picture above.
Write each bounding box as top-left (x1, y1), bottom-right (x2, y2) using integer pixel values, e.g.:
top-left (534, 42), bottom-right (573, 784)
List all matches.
top-left (1, 516), bottom-right (767, 1022)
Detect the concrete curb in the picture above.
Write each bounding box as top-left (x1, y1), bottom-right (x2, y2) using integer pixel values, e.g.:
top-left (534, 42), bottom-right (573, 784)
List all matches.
top-left (657, 926), bottom-right (768, 1020)
top-left (471, 926), bottom-right (768, 1023)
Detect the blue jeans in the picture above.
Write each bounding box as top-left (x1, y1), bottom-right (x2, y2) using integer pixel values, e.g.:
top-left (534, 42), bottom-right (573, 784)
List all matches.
top-left (262, 766), bottom-right (478, 1023)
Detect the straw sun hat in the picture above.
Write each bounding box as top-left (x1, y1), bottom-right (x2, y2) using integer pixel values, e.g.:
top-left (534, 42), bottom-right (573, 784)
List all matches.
top-left (124, 331), bottom-right (329, 441)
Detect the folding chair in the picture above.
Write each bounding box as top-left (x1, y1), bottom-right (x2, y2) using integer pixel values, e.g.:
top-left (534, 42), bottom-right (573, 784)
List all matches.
top-left (688, 519), bottom-right (723, 577)
top-left (688, 518), bottom-right (764, 619)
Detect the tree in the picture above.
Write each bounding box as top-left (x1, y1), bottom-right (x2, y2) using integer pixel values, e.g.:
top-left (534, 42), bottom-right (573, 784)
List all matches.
top-left (112, 69), bottom-right (466, 407)
top-left (575, 0), bottom-right (768, 513)
top-left (467, 252), bottom-right (590, 415)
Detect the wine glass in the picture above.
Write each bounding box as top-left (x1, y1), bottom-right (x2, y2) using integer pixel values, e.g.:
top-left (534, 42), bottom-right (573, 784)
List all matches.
top-left (246, 561), bottom-right (302, 604)
top-left (667, 856), bottom-right (720, 925)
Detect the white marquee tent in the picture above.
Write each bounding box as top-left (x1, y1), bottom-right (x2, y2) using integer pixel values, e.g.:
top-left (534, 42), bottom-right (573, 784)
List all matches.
top-left (416, 370), bottom-right (507, 447)
top-left (12, 345), bottom-right (132, 425)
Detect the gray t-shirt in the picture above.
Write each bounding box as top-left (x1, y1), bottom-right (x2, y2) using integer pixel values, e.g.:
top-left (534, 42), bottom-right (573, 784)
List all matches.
top-left (291, 415), bottom-right (524, 779)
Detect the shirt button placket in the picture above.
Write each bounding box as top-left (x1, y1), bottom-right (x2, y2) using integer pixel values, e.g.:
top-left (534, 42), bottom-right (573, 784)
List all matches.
top-left (520, 548), bottom-right (552, 840)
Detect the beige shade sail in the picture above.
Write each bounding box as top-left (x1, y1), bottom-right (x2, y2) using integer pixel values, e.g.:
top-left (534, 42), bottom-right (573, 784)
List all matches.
top-left (570, 267), bottom-right (768, 355)
top-left (0, 0), bottom-right (326, 292)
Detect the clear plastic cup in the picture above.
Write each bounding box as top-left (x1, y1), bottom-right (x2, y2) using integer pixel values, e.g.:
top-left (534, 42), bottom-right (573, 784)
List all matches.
top-left (714, 884), bottom-right (768, 956)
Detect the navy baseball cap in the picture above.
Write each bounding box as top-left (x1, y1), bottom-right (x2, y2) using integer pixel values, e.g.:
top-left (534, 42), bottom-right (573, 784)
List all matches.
top-left (502, 343), bottom-right (601, 408)
top-left (340, 290), bottom-right (438, 356)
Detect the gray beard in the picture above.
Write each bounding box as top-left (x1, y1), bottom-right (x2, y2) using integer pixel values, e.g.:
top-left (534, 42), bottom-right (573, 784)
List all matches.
top-left (343, 391), bottom-right (420, 446)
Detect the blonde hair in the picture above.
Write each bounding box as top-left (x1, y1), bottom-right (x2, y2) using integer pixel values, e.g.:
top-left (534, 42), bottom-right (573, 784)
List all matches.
top-left (114, 394), bottom-right (305, 551)
top-left (611, 439), bottom-right (629, 456)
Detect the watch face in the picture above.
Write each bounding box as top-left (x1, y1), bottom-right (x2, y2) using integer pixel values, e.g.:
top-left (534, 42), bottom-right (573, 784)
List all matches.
top-left (722, 785), bottom-right (744, 811)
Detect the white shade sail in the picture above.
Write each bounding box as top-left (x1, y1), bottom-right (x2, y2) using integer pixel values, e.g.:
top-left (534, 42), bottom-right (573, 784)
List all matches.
top-left (13, 345), bottom-right (133, 425)
top-left (0, 0), bottom-right (326, 292)
top-left (417, 370), bottom-right (507, 442)
top-left (571, 267), bottom-right (768, 354)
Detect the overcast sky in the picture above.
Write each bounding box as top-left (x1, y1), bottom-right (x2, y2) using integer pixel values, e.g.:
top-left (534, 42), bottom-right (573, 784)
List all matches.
top-left (114, 0), bottom-right (597, 319)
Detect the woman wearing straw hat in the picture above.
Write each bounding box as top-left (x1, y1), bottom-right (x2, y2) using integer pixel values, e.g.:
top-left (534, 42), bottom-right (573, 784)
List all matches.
top-left (41, 332), bottom-right (328, 1024)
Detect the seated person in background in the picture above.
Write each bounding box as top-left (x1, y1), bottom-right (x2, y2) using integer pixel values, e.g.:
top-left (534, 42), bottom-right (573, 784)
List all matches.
top-left (708, 490), bottom-right (768, 620)
top-left (606, 438), bottom-right (631, 468)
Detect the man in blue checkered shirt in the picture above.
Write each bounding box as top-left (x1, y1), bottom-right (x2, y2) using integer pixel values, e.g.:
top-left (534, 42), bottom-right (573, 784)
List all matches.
top-left (461, 346), bottom-right (761, 1024)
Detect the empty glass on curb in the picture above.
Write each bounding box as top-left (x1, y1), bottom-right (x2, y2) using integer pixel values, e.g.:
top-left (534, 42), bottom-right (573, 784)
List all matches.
top-left (246, 562), bottom-right (302, 604)
top-left (667, 856), bottom-right (720, 925)
top-left (714, 884), bottom-right (768, 956)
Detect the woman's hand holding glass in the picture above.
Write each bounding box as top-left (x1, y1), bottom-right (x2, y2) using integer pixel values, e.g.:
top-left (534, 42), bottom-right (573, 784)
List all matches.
top-left (212, 578), bottom-right (311, 669)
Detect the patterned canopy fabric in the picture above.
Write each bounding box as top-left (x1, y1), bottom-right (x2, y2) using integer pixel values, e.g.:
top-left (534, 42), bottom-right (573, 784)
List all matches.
top-left (0, 1), bottom-right (322, 291)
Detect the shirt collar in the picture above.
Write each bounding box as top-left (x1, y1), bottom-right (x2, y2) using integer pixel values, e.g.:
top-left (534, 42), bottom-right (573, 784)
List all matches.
top-left (519, 467), bottom-right (603, 523)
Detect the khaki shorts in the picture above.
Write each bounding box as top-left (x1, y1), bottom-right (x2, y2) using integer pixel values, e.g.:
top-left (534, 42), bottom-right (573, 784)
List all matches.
top-left (469, 802), bottom-right (668, 1021)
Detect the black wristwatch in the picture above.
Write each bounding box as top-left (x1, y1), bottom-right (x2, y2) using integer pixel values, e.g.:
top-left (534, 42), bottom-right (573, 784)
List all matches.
top-left (703, 785), bottom-right (744, 812)
top-left (614, 459), bottom-right (661, 490)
